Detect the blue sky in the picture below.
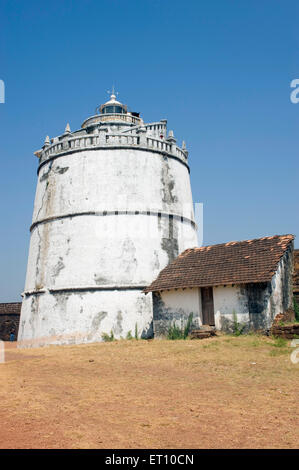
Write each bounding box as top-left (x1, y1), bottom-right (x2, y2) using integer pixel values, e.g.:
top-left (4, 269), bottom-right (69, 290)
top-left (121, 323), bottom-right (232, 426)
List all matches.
top-left (0, 0), bottom-right (298, 301)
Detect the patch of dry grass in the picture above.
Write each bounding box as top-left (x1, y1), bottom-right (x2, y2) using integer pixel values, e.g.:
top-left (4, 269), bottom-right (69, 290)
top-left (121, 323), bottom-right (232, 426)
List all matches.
top-left (0, 335), bottom-right (298, 449)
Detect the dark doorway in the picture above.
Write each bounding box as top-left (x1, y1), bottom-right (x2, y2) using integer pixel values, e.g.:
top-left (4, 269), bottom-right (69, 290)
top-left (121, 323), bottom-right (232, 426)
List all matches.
top-left (201, 287), bottom-right (215, 325)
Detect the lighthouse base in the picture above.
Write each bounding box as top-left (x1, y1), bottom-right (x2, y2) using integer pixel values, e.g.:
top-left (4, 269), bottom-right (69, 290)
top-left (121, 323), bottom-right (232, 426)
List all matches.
top-left (18, 289), bottom-right (153, 347)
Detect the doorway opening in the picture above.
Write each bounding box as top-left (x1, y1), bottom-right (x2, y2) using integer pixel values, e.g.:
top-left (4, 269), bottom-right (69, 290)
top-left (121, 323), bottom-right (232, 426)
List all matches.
top-left (201, 287), bottom-right (215, 325)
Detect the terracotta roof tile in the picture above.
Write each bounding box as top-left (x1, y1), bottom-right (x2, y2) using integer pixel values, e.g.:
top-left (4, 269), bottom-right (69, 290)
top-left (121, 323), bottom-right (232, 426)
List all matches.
top-left (144, 234), bottom-right (294, 293)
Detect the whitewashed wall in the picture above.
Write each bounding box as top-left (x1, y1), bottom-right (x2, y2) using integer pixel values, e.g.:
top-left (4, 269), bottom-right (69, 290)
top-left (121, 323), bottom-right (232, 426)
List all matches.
top-left (213, 286), bottom-right (249, 330)
top-left (19, 137), bottom-right (198, 345)
top-left (152, 288), bottom-right (201, 337)
top-left (214, 248), bottom-right (293, 331)
top-left (19, 290), bottom-right (153, 346)
top-left (262, 250), bottom-right (293, 327)
top-left (159, 288), bottom-right (202, 317)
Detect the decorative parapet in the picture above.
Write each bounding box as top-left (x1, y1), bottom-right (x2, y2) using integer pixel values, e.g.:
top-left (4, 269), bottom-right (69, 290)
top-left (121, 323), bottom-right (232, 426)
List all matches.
top-left (122, 121), bottom-right (167, 137)
top-left (37, 131), bottom-right (189, 168)
top-left (81, 113), bottom-right (143, 129)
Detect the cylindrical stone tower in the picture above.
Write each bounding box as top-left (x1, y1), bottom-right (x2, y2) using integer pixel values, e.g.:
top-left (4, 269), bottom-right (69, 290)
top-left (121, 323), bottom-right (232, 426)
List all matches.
top-left (19, 93), bottom-right (198, 345)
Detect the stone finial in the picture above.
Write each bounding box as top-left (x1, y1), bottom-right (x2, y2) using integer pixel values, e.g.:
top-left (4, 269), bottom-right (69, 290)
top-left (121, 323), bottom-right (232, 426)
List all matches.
top-left (166, 130), bottom-right (176, 143)
top-left (137, 126), bottom-right (147, 145)
top-left (65, 123), bottom-right (71, 134)
top-left (44, 135), bottom-right (50, 147)
top-left (182, 140), bottom-right (186, 150)
top-left (34, 150), bottom-right (42, 159)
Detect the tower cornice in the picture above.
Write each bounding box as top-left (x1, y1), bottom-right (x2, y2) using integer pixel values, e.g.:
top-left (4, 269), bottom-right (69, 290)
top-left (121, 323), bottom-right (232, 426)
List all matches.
top-left (37, 142), bottom-right (190, 176)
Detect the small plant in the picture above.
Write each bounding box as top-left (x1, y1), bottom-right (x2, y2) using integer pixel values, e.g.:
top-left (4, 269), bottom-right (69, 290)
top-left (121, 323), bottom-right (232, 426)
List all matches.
top-left (183, 313), bottom-right (194, 339)
top-left (126, 330), bottom-right (133, 340)
top-left (134, 323), bottom-right (139, 340)
top-left (167, 322), bottom-right (184, 340)
top-left (250, 339), bottom-right (260, 348)
top-left (294, 298), bottom-right (299, 322)
top-left (202, 342), bottom-right (219, 349)
top-left (232, 310), bottom-right (246, 336)
top-left (167, 313), bottom-right (193, 340)
top-left (101, 330), bottom-right (114, 342)
top-left (269, 348), bottom-right (289, 357)
top-left (272, 336), bottom-right (287, 348)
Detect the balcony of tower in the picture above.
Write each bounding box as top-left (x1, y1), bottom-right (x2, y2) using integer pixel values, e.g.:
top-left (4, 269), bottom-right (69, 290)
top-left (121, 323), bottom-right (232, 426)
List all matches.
top-left (35, 127), bottom-right (189, 172)
top-left (34, 93), bottom-right (189, 170)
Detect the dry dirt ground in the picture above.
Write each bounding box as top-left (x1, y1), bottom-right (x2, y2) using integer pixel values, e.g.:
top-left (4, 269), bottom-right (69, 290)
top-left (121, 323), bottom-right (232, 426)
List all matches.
top-left (0, 334), bottom-right (298, 449)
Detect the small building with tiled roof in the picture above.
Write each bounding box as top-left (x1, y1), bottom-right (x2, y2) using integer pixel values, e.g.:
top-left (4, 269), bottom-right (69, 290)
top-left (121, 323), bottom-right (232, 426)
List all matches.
top-left (144, 234), bottom-right (295, 335)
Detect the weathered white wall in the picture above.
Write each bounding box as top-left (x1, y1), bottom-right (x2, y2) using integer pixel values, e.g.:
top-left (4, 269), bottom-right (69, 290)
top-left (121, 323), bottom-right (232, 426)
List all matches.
top-left (20, 290), bottom-right (153, 346)
top-left (33, 149), bottom-right (195, 222)
top-left (159, 288), bottom-right (201, 318)
top-left (213, 285), bottom-right (250, 330)
top-left (214, 248), bottom-right (293, 331)
top-left (262, 248), bottom-right (293, 328)
top-left (24, 215), bottom-right (197, 292)
top-left (20, 131), bottom-right (198, 345)
top-left (152, 288), bottom-right (201, 337)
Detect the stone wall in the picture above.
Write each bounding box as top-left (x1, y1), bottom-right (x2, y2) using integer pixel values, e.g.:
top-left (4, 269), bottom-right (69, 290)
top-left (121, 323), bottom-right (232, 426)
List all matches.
top-left (0, 303), bottom-right (21, 341)
top-left (293, 249), bottom-right (299, 306)
top-left (270, 323), bottom-right (299, 339)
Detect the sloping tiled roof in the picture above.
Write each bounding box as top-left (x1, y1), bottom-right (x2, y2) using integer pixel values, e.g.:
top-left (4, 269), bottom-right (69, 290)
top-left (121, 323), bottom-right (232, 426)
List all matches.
top-left (144, 235), bottom-right (294, 293)
top-left (0, 302), bottom-right (22, 315)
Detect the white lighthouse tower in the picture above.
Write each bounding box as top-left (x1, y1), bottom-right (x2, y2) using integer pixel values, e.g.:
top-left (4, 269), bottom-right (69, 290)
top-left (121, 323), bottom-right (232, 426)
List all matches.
top-left (18, 92), bottom-right (198, 345)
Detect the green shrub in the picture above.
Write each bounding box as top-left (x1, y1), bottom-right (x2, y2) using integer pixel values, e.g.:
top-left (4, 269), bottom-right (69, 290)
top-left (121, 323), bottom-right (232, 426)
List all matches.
top-left (101, 330), bottom-right (114, 342)
top-left (126, 330), bottom-right (133, 340)
top-left (269, 348), bottom-right (289, 357)
top-left (183, 313), bottom-right (194, 339)
top-left (294, 298), bottom-right (299, 322)
top-left (232, 310), bottom-right (246, 336)
top-left (167, 322), bottom-right (184, 340)
top-left (134, 323), bottom-right (139, 340)
top-left (272, 336), bottom-right (287, 348)
top-left (167, 313), bottom-right (193, 340)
